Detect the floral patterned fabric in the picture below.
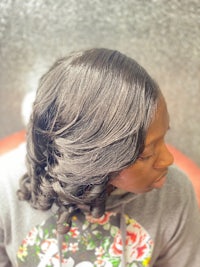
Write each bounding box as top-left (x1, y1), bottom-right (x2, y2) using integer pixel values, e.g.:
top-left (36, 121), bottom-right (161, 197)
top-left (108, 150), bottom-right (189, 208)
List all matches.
top-left (17, 212), bottom-right (154, 267)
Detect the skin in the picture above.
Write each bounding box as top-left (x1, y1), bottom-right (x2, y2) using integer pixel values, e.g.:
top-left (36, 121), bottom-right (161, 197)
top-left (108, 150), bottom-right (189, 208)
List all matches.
top-left (109, 96), bottom-right (174, 194)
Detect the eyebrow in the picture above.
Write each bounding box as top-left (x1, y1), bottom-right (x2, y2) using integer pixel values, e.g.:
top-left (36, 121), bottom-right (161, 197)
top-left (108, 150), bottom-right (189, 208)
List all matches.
top-left (145, 126), bottom-right (171, 147)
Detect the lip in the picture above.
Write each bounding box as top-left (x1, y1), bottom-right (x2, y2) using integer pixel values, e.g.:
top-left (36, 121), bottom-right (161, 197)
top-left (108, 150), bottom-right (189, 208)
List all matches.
top-left (152, 170), bottom-right (169, 188)
top-left (155, 172), bottom-right (167, 183)
top-left (145, 171), bottom-right (168, 192)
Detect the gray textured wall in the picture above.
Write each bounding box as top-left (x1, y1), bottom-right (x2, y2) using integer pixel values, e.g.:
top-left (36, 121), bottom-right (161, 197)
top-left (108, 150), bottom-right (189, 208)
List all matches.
top-left (0, 0), bottom-right (200, 165)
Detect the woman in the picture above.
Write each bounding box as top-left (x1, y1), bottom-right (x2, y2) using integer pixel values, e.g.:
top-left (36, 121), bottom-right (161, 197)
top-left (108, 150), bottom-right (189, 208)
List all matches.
top-left (0, 48), bottom-right (199, 266)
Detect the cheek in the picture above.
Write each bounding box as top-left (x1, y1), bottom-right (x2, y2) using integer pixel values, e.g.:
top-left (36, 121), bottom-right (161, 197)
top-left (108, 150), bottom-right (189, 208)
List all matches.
top-left (109, 160), bottom-right (160, 193)
top-left (110, 168), bottom-right (147, 189)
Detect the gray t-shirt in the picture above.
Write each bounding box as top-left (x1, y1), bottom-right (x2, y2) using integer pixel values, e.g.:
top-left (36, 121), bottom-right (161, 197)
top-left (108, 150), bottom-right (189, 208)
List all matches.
top-left (0, 144), bottom-right (200, 267)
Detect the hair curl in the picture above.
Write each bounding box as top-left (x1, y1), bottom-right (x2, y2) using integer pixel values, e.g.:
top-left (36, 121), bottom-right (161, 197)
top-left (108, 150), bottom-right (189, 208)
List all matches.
top-left (17, 48), bottom-right (160, 234)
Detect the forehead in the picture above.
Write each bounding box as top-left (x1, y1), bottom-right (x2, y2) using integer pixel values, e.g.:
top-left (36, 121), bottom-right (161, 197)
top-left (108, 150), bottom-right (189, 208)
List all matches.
top-left (145, 97), bottom-right (169, 146)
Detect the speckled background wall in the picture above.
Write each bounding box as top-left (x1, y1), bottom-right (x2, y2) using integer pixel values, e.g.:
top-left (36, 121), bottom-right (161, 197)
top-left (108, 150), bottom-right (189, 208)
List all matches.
top-left (0, 0), bottom-right (200, 165)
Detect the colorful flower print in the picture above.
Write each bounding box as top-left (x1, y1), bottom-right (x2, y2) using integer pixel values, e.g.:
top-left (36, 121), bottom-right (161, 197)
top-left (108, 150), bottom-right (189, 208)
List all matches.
top-left (17, 212), bottom-right (154, 267)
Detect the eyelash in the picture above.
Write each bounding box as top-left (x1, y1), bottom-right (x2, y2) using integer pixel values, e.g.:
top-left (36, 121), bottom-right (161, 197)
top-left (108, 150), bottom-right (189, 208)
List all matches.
top-left (138, 154), bottom-right (153, 161)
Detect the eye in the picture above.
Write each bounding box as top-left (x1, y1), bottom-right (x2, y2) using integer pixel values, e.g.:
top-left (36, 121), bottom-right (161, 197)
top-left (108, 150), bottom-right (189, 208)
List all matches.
top-left (138, 154), bottom-right (153, 161)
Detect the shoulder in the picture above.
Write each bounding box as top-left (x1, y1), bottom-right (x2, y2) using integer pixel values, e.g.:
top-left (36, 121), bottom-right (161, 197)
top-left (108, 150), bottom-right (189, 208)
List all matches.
top-left (0, 142), bottom-right (26, 174)
top-left (167, 164), bottom-right (193, 188)
top-left (0, 143), bottom-right (27, 226)
top-left (0, 144), bottom-right (52, 258)
top-left (0, 143), bottom-right (27, 199)
top-left (164, 165), bottom-right (197, 206)
top-left (151, 165), bottom-right (199, 214)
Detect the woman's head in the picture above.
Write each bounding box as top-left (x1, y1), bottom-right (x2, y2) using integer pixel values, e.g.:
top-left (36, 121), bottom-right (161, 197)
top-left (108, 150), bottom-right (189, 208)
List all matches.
top-left (18, 48), bottom-right (161, 233)
top-left (32, 48), bottom-right (160, 177)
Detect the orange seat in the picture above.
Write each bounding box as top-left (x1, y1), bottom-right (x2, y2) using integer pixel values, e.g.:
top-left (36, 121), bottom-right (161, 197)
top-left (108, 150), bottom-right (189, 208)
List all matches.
top-left (0, 130), bottom-right (26, 155)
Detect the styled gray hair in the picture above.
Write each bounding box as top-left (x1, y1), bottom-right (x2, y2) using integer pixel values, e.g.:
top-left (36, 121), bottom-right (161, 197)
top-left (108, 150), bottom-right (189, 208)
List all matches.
top-left (18, 48), bottom-right (160, 234)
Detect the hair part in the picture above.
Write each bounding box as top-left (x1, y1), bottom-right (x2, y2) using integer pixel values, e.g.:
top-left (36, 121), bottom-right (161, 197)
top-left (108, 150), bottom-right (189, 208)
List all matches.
top-left (17, 48), bottom-right (160, 234)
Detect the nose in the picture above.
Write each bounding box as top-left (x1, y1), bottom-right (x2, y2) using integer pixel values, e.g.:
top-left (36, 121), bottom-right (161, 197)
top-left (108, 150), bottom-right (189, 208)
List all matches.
top-left (153, 143), bottom-right (174, 169)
